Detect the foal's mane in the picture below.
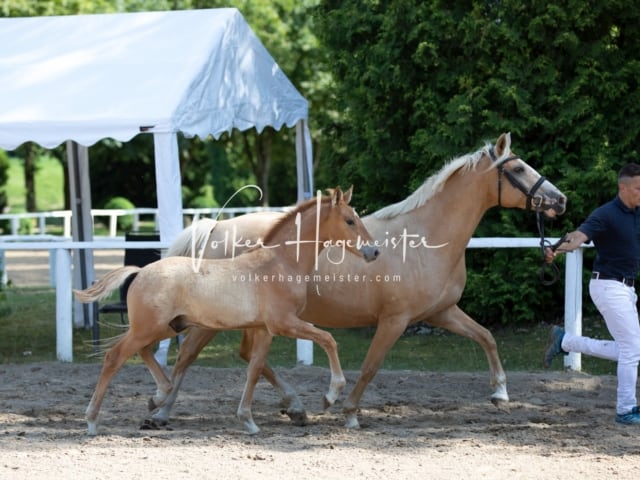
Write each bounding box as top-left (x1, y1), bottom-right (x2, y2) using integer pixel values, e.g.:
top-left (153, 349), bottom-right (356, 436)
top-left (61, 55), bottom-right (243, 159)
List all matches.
top-left (373, 139), bottom-right (509, 219)
top-left (261, 194), bottom-right (330, 244)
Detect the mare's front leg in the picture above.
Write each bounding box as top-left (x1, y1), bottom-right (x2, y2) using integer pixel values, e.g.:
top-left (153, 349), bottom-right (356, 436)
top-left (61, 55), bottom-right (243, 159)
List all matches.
top-left (429, 305), bottom-right (509, 406)
top-left (237, 328), bottom-right (274, 434)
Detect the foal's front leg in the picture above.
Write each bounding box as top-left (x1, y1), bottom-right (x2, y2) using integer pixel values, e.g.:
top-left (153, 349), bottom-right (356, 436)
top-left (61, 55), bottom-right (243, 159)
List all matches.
top-left (236, 328), bottom-right (274, 434)
top-left (270, 314), bottom-right (346, 410)
top-left (238, 328), bottom-right (307, 425)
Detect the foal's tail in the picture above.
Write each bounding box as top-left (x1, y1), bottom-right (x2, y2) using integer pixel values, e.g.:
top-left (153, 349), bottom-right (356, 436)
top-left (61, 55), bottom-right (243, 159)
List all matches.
top-left (73, 266), bottom-right (141, 303)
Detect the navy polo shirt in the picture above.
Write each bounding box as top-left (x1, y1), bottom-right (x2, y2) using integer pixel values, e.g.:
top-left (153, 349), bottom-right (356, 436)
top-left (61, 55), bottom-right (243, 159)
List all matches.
top-left (578, 196), bottom-right (640, 279)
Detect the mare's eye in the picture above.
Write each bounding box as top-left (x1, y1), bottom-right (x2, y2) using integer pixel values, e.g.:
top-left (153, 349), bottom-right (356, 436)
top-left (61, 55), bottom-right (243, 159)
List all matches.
top-left (346, 219), bottom-right (355, 226)
top-left (513, 166), bottom-right (525, 174)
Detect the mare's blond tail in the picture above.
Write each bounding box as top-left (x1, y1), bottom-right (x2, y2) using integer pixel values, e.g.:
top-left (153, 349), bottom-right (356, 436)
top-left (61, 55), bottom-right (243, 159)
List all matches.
top-left (166, 218), bottom-right (217, 257)
top-left (73, 266), bottom-right (141, 303)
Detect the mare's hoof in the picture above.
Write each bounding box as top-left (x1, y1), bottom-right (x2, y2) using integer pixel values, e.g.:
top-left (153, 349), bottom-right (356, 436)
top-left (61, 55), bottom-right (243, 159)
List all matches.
top-left (490, 397), bottom-right (511, 412)
top-left (148, 397), bottom-right (158, 412)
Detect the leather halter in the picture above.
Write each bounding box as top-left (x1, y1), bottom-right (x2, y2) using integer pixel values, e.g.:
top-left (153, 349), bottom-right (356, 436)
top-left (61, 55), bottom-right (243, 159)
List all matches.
top-left (489, 148), bottom-right (547, 212)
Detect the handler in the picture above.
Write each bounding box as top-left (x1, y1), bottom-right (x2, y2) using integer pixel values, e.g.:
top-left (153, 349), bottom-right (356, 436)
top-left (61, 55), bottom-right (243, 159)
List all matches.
top-left (543, 163), bottom-right (640, 425)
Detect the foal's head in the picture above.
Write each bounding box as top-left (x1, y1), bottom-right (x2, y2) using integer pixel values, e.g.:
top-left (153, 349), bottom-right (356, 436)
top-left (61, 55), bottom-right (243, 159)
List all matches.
top-left (324, 186), bottom-right (379, 262)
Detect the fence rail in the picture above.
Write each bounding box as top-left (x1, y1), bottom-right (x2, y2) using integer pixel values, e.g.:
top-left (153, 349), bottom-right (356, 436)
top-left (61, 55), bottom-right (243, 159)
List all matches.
top-left (0, 236), bottom-right (587, 370)
top-left (0, 206), bottom-right (289, 237)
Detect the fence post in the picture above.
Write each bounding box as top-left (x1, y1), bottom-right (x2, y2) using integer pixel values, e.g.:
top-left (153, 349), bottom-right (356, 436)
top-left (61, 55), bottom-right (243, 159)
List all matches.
top-left (49, 249), bottom-right (56, 287)
top-left (55, 248), bottom-right (73, 362)
top-left (297, 339), bottom-right (313, 366)
top-left (564, 248), bottom-right (583, 371)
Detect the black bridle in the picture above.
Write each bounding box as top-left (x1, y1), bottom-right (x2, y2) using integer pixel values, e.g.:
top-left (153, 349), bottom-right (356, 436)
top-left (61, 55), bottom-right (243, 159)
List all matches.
top-left (488, 148), bottom-right (562, 285)
top-left (489, 148), bottom-right (548, 212)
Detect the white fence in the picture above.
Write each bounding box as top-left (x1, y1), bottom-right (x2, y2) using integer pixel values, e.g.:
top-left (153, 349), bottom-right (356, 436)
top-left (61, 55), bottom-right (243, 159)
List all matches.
top-left (0, 206), bottom-right (288, 237)
top-left (0, 236), bottom-right (587, 370)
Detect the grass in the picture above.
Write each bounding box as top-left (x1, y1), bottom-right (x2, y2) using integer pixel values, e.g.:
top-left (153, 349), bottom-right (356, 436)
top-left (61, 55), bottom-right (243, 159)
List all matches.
top-left (0, 286), bottom-right (617, 375)
top-left (7, 155), bottom-right (65, 212)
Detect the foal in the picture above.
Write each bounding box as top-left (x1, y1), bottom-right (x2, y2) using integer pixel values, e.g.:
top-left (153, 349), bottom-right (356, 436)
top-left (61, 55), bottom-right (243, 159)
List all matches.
top-left (75, 187), bottom-right (379, 435)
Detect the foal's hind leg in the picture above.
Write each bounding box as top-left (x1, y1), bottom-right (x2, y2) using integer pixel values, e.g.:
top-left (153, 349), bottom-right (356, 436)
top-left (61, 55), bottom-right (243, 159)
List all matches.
top-left (86, 332), bottom-right (147, 435)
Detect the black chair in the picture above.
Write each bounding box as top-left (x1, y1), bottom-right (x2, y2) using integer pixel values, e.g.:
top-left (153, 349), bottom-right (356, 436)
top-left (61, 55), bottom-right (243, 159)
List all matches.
top-left (98, 232), bottom-right (161, 324)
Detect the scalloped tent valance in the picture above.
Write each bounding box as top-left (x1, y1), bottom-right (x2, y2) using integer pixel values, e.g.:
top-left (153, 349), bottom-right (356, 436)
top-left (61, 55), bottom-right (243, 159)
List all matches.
top-left (0, 7), bottom-right (309, 149)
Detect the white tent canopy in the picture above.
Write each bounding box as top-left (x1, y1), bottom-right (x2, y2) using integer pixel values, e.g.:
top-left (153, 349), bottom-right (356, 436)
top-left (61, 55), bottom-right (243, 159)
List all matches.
top-left (0, 8), bottom-right (314, 242)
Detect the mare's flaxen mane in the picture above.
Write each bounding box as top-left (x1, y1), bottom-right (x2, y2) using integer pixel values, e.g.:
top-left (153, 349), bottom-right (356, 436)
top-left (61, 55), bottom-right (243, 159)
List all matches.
top-left (374, 138), bottom-right (513, 220)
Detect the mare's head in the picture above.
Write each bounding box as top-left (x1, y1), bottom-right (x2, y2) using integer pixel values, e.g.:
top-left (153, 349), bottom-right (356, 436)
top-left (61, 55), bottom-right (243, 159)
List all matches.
top-left (324, 186), bottom-right (379, 262)
top-left (488, 133), bottom-right (566, 217)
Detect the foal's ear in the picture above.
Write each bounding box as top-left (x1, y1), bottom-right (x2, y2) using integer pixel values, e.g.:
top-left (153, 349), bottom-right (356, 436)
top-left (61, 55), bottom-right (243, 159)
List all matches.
top-left (330, 186), bottom-right (344, 206)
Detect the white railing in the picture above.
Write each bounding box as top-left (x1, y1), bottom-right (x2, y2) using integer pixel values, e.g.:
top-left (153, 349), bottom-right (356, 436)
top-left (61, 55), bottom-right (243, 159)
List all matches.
top-left (0, 237), bottom-right (587, 370)
top-left (0, 206), bottom-right (288, 237)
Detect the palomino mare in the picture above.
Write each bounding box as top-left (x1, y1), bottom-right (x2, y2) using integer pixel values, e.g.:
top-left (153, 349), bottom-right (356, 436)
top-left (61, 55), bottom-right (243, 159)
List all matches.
top-left (152, 132), bottom-right (567, 430)
top-left (74, 187), bottom-right (379, 435)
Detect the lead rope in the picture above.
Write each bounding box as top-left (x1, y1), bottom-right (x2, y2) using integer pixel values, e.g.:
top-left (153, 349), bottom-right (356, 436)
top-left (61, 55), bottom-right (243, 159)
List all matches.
top-left (537, 209), bottom-right (568, 285)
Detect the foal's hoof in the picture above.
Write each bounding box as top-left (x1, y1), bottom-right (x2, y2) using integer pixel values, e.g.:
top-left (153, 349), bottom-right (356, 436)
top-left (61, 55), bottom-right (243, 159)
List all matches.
top-left (148, 397), bottom-right (158, 412)
top-left (140, 418), bottom-right (167, 430)
top-left (282, 409), bottom-right (308, 426)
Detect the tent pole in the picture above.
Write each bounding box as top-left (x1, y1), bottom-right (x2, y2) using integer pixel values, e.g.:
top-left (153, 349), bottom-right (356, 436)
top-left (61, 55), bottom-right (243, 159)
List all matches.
top-left (152, 132), bottom-right (183, 246)
top-left (66, 141), bottom-right (95, 332)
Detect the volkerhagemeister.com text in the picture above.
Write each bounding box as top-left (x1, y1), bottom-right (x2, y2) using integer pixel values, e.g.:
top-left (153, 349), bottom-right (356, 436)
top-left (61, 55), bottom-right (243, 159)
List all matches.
top-left (231, 273), bottom-right (402, 284)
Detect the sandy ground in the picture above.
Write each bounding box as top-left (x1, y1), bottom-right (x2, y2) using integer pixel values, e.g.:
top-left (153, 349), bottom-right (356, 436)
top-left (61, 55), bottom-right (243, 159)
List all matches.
top-left (2, 252), bottom-right (640, 478)
top-left (1, 363), bottom-right (640, 479)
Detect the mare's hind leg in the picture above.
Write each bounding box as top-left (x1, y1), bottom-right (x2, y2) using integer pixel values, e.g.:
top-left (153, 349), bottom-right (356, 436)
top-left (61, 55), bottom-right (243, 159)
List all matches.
top-left (86, 332), bottom-right (148, 435)
top-left (429, 305), bottom-right (509, 405)
top-left (139, 344), bottom-right (173, 415)
top-left (150, 328), bottom-right (219, 424)
top-left (239, 328), bottom-right (307, 426)
top-left (342, 315), bottom-right (409, 428)
top-left (237, 328), bottom-right (274, 434)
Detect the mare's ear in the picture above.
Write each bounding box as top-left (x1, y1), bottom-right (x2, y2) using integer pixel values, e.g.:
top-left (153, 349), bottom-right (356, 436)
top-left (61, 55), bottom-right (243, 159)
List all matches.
top-left (494, 132), bottom-right (512, 157)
